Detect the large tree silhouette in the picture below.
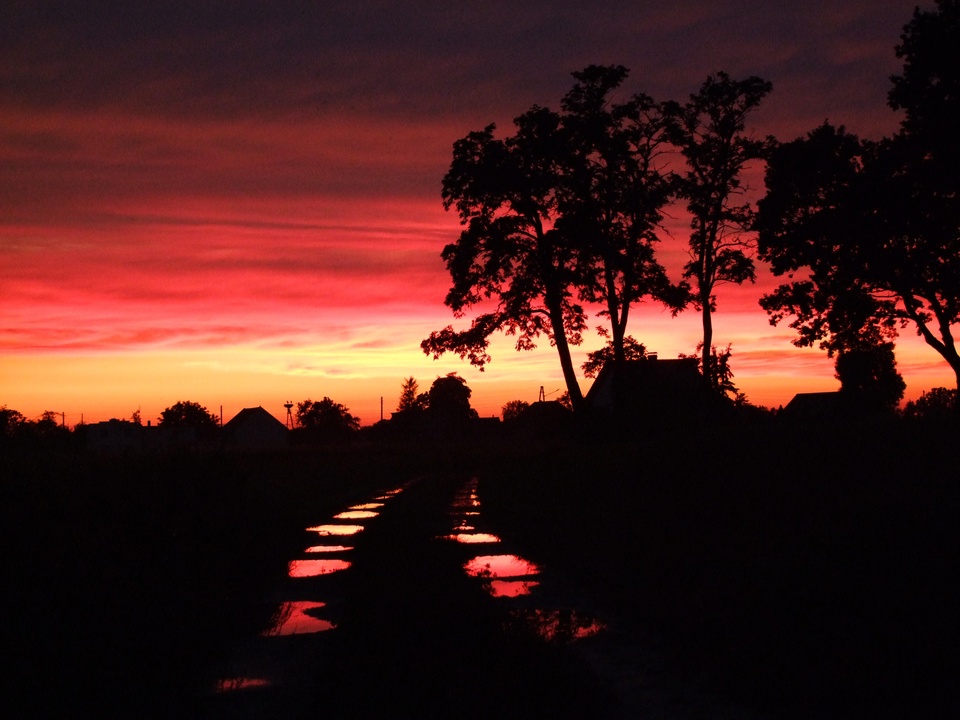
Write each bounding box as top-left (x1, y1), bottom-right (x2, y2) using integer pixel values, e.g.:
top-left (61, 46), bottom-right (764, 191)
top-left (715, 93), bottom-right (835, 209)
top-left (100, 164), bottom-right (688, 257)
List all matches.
top-left (559, 65), bottom-right (681, 367)
top-left (663, 72), bottom-right (773, 388)
top-left (757, 0), bottom-right (960, 400)
top-left (421, 104), bottom-right (587, 409)
top-left (423, 66), bottom-right (681, 411)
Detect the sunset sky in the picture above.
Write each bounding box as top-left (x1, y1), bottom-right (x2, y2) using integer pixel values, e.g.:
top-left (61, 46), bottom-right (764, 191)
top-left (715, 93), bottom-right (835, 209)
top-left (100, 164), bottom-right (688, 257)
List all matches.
top-left (2, 1), bottom-right (953, 426)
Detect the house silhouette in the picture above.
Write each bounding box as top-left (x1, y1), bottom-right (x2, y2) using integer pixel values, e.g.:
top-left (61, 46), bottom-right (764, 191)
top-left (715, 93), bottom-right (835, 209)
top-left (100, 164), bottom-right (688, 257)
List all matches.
top-left (222, 407), bottom-right (289, 450)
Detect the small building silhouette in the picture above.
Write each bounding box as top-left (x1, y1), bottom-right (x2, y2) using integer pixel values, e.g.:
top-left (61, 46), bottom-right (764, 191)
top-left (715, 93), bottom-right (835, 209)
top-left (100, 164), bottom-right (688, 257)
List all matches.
top-left (85, 419), bottom-right (144, 453)
top-left (222, 406), bottom-right (289, 451)
top-left (780, 391), bottom-right (842, 421)
top-left (586, 356), bottom-right (718, 423)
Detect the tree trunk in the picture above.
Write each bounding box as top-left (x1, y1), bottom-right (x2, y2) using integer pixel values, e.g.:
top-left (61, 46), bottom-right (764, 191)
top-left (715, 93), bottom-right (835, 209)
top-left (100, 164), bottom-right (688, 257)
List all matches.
top-left (952, 360), bottom-right (960, 416)
top-left (554, 330), bottom-right (585, 413)
top-left (701, 296), bottom-right (714, 387)
top-left (545, 299), bottom-right (584, 413)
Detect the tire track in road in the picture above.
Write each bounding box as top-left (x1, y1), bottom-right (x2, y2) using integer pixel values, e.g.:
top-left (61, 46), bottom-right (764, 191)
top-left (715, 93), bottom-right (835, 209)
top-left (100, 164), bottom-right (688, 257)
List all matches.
top-left (206, 473), bottom-right (613, 719)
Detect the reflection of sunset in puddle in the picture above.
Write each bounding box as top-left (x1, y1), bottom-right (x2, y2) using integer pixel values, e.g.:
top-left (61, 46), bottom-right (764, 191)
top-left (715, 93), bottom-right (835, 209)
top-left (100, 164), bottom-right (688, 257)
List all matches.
top-left (263, 601), bottom-right (335, 636)
top-left (288, 559), bottom-right (351, 577)
top-left (488, 579), bottom-right (540, 597)
top-left (216, 677), bottom-right (271, 693)
top-left (334, 510), bottom-right (378, 520)
top-left (349, 503), bottom-right (383, 510)
top-left (307, 524), bottom-right (364, 536)
top-left (464, 555), bottom-right (541, 578)
top-left (373, 488), bottom-right (403, 500)
top-left (512, 609), bottom-right (607, 642)
top-left (453, 524), bottom-right (476, 532)
top-left (446, 533), bottom-right (501, 544)
top-left (305, 544), bottom-right (353, 553)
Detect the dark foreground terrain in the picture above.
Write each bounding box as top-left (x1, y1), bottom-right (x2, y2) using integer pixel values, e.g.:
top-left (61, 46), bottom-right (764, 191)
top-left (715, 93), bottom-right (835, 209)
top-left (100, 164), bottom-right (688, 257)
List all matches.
top-left (3, 417), bottom-right (958, 718)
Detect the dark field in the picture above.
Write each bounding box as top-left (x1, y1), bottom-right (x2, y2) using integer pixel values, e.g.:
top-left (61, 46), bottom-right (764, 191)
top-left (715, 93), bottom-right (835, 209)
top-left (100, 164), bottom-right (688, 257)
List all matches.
top-left (3, 418), bottom-right (958, 718)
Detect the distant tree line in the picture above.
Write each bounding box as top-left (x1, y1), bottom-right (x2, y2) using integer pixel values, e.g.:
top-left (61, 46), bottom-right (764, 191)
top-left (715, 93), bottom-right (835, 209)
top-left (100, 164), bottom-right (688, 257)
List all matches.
top-left (424, 0), bottom-right (960, 415)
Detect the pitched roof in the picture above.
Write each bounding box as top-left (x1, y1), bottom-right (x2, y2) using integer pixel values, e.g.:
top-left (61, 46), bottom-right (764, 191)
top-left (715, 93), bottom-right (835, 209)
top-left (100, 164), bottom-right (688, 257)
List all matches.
top-left (223, 406), bottom-right (286, 430)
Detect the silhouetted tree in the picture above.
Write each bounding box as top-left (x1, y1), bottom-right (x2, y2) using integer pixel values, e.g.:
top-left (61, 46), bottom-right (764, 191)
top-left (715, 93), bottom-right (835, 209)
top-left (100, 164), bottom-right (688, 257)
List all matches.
top-left (158, 401), bottom-right (219, 430)
top-left (0, 406), bottom-right (26, 438)
top-left (559, 65), bottom-right (683, 367)
top-left (664, 72), bottom-right (773, 386)
top-left (889, 0), bottom-right (960, 204)
top-left (33, 411), bottom-right (66, 438)
top-left (758, 123), bottom-right (960, 399)
top-left (834, 342), bottom-right (906, 414)
top-left (902, 387), bottom-right (958, 421)
top-left (581, 335), bottom-right (647, 378)
top-left (426, 373), bottom-right (478, 421)
top-left (501, 400), bottom-right (530, 422)
top-left (396, 377), bottom-right (427, 413)
top-left (296, 397), bottom-right (360, 434)
top-left (423, 66), bottom-right (684, 412)
top-left (759, 3), bottom-right (960, 407)
top-left (421, 104), bottom-right (588, 410)
top-left (679, 343), bottom-right (742, 402)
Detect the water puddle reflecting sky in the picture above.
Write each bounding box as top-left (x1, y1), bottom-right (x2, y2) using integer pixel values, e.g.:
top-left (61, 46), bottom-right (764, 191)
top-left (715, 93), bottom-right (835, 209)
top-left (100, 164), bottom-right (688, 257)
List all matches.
top-left (349, 503), bottom-right (384, 510)
top-left (333, 510), bottom-right (378, 520)
top-left (464, 554), bottom-right (541, 578)
top-left (307, 524), bottom-right (364, 536)
top-left (288, 559), bottom-right (351, 577)
top-left (215, 677), bottom-right (271, 693)
top-left (263, 601), bottom-right (335, 636)
top-left (304, 544), bottom-right (353, 553)
top-left (488, 579), bottom-right (540, 597)
top-left (446, 533), bottom-right (501, 544)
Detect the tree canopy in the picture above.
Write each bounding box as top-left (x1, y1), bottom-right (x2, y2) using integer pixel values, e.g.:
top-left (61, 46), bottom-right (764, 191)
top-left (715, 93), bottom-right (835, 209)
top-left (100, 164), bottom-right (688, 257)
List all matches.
top-left (757, 0), bottom-right (960, 397)
top-left (422, 65), bottom-right (683, 412)
top-left (395, 377), bottom-right (426, 413)
top-left (422, 103), bottom-right (588, 409)
top-left (663, 71), bottom-right (773, 388)
top-left (296, 397), bottom-right (361, 435)
top-left (425, 373), bottom-right (478, 421)
top-left (158, 401), bottom-right (219, 430)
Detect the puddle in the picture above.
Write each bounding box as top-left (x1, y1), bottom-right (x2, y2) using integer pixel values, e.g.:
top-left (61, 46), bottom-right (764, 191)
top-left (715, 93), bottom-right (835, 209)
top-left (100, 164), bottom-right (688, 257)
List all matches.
top-left (263, 601), bottom-right (335, 636)
top-left (288, 559), bottom-right (351, 577)
top-left (464, 554), bottom-right (541, 578)
top-left (304, 544), bottom-right (353, 553)
top-left (488, 579), bottom-right (540, 597)
top-left (333, 510), bottom-right (378, 520)
top-left (373, 488), bottom-right (404, 500)
top-left (446, 533), bottom-right (501, 544)
top-left (512, 609), bottom-right (607, 642)
top-left (349, 503), bottom-right (383, 510)
top-left (307, 524), bottom-right (364, 536)
top-left (215, 677), bottom-right (271, 693)
top-left (453, 523), bottom-right (476, 532)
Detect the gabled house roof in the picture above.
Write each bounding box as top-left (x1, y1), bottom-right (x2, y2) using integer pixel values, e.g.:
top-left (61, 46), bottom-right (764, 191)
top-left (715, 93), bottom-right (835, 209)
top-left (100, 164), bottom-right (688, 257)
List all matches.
top-left (222, 406), bottom-right (288, 449)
